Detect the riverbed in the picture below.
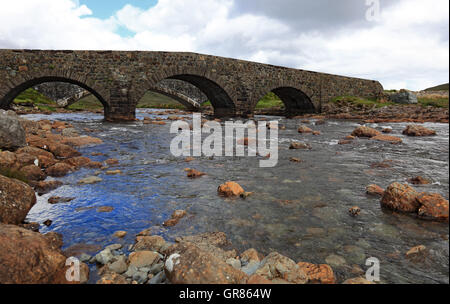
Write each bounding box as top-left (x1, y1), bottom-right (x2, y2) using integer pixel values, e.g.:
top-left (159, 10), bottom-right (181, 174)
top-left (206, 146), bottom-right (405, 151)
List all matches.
top-left (21, 109), bottom-right (449, 284)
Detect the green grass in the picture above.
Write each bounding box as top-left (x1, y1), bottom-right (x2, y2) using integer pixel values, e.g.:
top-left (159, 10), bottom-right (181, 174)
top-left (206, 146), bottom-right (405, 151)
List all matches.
top-left (13, 88), bottom-right (57, 106)
top-left (424, 83), bottom-right (449, 91)
top-left (0, 167), bottom-right (29, 183)
top-left (418, 97), bottom-right (449, 108)
top-left (67, 95), bottom-right (104, 111)
top-left (136, 91), bottom-right (186, 109)
top-left (330, 96), bottom-right (395, 108)
top-left (255, 92), bottom-right (284, 109)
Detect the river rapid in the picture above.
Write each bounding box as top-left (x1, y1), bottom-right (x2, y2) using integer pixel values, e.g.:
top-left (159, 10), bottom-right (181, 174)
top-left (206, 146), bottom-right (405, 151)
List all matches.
top-left (21, 109), bottom-right (449, 284)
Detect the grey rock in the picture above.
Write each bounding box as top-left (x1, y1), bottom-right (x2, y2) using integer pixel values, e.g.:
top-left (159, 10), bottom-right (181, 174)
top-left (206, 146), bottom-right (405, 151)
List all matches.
top-left (139, 267), bottom-right (151, 274)
top-left (149, 262), bottom-right (164, 275)
top-left (108, 255), bottom-right (128, 274)
top-left (79, 253), bottom-right (92, 263)
top-left (148, 271), bottom-right (166, 284)
top-left (389, 90), bottom-right (418, 104)
top-left (61, 128), bottom-right (79, 137)
top-left (124, 265), bottom-right (138, 278)
top-left (95, 248), bottom-right (115, 265)
top-left (105, 244), bottom-right (122, 251)
top-left (226, 258), bottom-right (241, 269)
top-left (132, 271), bottom-right (148, 284)
top-left (241, 260), bottom-right (261, 276)
top-left (325, 254), bottom-right (347, 268)
top-left (0, 110), bottom-right (26, 150)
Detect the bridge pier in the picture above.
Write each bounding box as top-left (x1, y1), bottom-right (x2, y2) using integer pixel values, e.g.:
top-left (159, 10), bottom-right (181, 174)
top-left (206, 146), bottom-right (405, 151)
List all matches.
top-left (105, 84), bottom-right (136, 122)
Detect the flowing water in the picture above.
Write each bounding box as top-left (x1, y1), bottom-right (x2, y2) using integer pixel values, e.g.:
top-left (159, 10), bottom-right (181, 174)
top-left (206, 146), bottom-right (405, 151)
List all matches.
top-left (22, 110), bottom-right (449, 284)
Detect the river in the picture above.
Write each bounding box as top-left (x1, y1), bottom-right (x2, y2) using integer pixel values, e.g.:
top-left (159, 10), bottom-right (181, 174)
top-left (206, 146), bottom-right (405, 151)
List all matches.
top-left (21, 109), bottom-right (449, 284)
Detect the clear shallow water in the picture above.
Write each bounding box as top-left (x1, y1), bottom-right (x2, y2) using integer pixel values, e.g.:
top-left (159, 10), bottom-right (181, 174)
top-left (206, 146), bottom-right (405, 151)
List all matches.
top-left (22, 110), bottom-right (449, 284)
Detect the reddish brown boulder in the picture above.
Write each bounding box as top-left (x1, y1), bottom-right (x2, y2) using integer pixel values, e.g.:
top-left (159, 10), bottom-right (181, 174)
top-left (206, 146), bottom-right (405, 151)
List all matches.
top-left (37, 155), bottom-right (57, 169)
top-left (20, 164), bottom-right (46, 181)
top-left (61, 136), bottom-right (103, 147)
top-left (32, 180), bottom-right (63, 194)
top-left (0, 175), bottom-right (36, 225)
top-left (164, 242), bottom-right (248, 284)
top-left (186, 169), bottom-right (206, 178)
top-left (16, 146), bottom-right (54, 159)
top-left (0, 224), bottom-right (71, 284)
top-left (48, 143), bottom-right (81, 159)
top-left (64, 156), bottom-right (93, 169)
top-left (247, 274), bottom-right (273, 284)
top-left (371, 135), bottom-right (402, 144)
top-left (366, 184), bottom-right (385, 196)
top-left (403, 125), bottom-right (436, 136)
top-left (218, 181), bottom-right (245, 197)
top-left (105, 158), bottom-right (119, 165)
top-left (298, 125), bottom-right (313, 134)
top-left (297, 262), bottom-right (336, 284)
top-left (289, 142), bottom-right (312, 150)
top-left (175, 232), bottom-right (237, 262)
top-left (0, 151), bottom-right (17, 169)
top-left (380, 182), bottom-right (420, 213)
top-left (416, 193), bottom-right (449, 221)
top-left (46, 162), bottom-right (74, 177)
top-left (15, 153), bottom-right (37, 167)
top-left (97, 272), bottom-right (128, 284)
top-left (351, 126), bottom-right (381, 138)
top-left (134, 235), bottom-right (166, 252)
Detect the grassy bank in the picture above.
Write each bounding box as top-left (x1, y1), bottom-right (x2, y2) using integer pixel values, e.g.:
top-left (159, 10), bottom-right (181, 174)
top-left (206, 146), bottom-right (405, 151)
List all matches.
top-left (330, 95), bottom-right (449, 109)
top-left (13, 88), bottom-right (58, 112)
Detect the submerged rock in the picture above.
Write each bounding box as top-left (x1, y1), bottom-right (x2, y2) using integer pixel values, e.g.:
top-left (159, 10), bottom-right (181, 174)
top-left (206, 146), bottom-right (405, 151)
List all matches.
top-left (403, 125), bottom-right (436, 136)
top-left (366, 184), bottom-right (385, 196)
top-left (297, 262), bottom-right (336, 284)
top-left (416, 193), bottom-right (449, 221)
top-left (408, 176), bottom-right (431, 185)
top-left (289, 142), bottom-right (312, 150)
top-left (218, 181), bottom-right (245, 197)
top-left (79, 176), bottom-right (103, 185)
top-left (351, 126), bottom-right (381, 138)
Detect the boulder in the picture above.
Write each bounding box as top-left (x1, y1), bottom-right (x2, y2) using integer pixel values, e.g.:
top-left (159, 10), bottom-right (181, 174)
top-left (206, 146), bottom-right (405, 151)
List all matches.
top-left (351, 126), bottom-right (381, 138)
top-left (64, 156), bottom-right (93, 169)
top-left (289, 142), bottom-right (312, 150)
top-left (0, 224), bottom-right (71, 284)
top-left (389, 89), bottom-right (418, 104)
top-left (0, 175), bottom-right (36, 225)
top-left (164, 242), bottom-right (248, 284)
top-left (0, 151), bottom-right (17, 169)
top-left (254, 252), bottom-right (308, 284)
top-left (297, 125), bottom-right (313, 133)
top-left (97, 272), bottom-right (128, 284)
top-left (186, 169), bottom-right (206, 178)
top-left (403, 125), bottom-right (436, 136)
top-left (31, 180), bottom-right (63, 194)
top-left (0, 110), bottom-right (26, 150)
top-left (134, 235), bottom-right (166, 252)
top-left (129, 251), bottom-right (160, 268)
top-left (47, 143), bottom-right (81, 159)
top-left (366, 184), bottom-right (385, 196)
top-left (380, 182), bottom-right (420, 213)
top-left (416, 193), bottom-right (449, 221)
top-left (20, 164), bottom-right (46, 181)
top-left (371, 135), bottom-right (403, 144)
top-left (297, 262), bottom-right (336, 284)
top-left (16, 146), bottom-right (54, 159)
top-left (343, 277), bottom-right (375, 284)
top-left (175, 232), bottom-right (237, 262)
top-left (218, 181), bottom-right (245, 197)
top-left (46, 162), bottom-right (73, 177)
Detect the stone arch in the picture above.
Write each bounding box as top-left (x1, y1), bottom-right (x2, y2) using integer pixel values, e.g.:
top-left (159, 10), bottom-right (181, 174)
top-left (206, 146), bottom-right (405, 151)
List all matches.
top-left (0, 69), bottom-right (109, 112)
top-left (146, 86), bottom-right (200, 110)
top-left (252, 81), bottom-right (317, 117)
top-left (133, 66), bottom-right (237, 117)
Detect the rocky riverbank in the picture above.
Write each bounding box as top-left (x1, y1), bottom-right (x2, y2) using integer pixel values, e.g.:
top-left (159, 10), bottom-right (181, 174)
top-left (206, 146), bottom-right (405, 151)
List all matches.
top-left (1, 109), bottom-right (448, 284)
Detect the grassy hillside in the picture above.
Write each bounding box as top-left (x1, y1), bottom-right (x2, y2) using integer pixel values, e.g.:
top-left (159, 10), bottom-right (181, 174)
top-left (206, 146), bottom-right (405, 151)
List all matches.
top-left (13, 88), bottom-right (58, 111)
top-left (424, 83), bottom-right (449, 91)
top-left (136, 91), bottom-right (185, 109)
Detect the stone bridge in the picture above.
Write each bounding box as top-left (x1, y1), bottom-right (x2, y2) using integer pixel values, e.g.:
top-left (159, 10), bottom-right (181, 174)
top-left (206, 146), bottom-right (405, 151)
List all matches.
top-left (0, 49), bottom-right (384, 121)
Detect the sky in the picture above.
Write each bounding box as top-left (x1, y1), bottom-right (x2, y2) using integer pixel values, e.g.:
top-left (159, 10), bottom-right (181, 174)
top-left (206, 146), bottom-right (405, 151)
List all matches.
top-left (0, 0), bottom-right (448, 90)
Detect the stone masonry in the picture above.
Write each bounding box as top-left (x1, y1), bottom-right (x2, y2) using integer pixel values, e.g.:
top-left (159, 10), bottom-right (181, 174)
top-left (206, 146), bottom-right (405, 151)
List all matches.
top-left (0, 49), bottom-right (384, 121)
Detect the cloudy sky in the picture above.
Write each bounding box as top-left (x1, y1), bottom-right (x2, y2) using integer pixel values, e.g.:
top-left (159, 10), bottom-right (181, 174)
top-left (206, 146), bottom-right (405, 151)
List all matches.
top-left (0, 0), bottom-right (448, 90)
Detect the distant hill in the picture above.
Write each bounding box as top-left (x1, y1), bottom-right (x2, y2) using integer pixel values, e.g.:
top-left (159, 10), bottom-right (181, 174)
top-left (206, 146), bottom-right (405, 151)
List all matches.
top-left (424, 83), bottom-right (449, 91)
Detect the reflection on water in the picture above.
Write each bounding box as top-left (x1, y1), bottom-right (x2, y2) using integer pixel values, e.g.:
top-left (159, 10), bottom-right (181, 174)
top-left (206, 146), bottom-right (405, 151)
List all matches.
top-left (23, 110), bottom-right (449, 284)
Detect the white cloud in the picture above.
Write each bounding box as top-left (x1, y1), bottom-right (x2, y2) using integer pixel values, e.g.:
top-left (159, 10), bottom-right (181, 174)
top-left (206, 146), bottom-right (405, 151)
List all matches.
top-left (0, 0), bottom-right (448, 90)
